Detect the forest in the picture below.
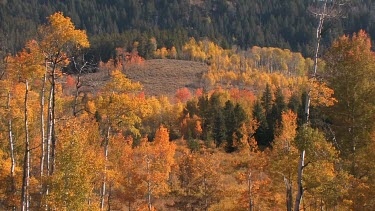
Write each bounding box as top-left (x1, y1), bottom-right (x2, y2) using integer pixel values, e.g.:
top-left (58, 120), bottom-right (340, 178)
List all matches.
top-left (0, 0), bottom-right (375, 61)
top-left (1, 1), bottom-right (375, 211)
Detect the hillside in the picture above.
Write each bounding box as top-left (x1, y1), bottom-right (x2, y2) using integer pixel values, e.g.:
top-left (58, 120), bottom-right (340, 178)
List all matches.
top-left (79, 59), bottom-right (208, 98)
top-left (0, 0), bottom-right (374, 61)
top-left (125, 59), bottom-right (207, 97)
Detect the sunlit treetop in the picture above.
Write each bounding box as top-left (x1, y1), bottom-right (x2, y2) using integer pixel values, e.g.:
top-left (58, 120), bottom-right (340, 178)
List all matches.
top-left (39, 12), bottom-right (89, 64)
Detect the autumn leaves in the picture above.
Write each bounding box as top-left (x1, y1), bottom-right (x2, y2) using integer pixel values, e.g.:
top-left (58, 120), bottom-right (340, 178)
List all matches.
top-left (0, 12), bottom-right (92, 210)
top-left (1, 10), bottom-right (375, 210)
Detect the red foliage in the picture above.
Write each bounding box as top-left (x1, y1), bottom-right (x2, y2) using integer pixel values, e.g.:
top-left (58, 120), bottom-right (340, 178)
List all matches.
top-left (65, 75), bottom-right (76, 89)
top-left (128, 51), bottom-right (144, 64)
top-left (240, 89), bottom-right (256, 102)
top-left (195, 88), bottom-right (203, 97)
top-left (115, 48), bottom-right (145, 66)
top-left (229, 88), bottom-right (241, 100)
top-left (175, 87), bottom-right (192, 103)
top-left (230, 88), bottom-right (256, 102)
top-left (138, 91), bottom-right (146, 100)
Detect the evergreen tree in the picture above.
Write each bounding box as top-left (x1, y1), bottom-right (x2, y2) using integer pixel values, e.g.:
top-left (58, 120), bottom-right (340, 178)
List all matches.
top-left (213, 110), bottom-right (226, 147)
top-left (261, 84), bottom-right (273, 118)
top-left (224, 100), bottom-right (236, 152)
top-left (271, 87), bottom-right (287, 127)
top-left (253, 101), bottom-right (272, 147)
top-left (288, 92), bottom-right (300, 114)
top-left (198, 95), bottom-right (211, 141)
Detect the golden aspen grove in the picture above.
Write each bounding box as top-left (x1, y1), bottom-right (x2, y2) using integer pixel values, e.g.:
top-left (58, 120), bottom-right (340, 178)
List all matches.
top-left (1, 8), bottom-right (375, 211)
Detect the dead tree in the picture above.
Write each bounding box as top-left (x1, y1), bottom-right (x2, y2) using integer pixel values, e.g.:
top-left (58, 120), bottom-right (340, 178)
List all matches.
top-left (296, 1), bottom-right (348, 210)
top-left (71, 55), bottom-right (96, 117)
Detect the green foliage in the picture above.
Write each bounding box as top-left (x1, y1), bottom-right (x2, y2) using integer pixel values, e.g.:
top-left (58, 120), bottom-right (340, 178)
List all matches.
top-left (212, 109), bottom-right (226, 147)
top-left (324, 30), bottom-right (375, 174)
top-left (253, 100), bottom-right (271, 147)
top-left (271, 87), bottom-right (287, 125)
top-left (182, 92), bottom-right (248, 151)
top-left (261, 84), bottom-right (273, 117)
top-left (0, 0), bottom-right (374, 62)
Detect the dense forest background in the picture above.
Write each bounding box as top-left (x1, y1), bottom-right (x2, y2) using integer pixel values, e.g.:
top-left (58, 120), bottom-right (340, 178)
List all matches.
top-left (0, 0), bottom-right (374, 61)
top-left (1, 1), bottom-right (375, 210)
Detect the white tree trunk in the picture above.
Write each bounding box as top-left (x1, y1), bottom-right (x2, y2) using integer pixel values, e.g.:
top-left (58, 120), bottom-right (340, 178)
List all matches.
top-left (7, 91), bottom-right (16, 210)
top-left (294, 150), bottom-right (305, 211)
top-left (7, 92), bottom-right (15, 177)
top-left (298, 2), bottom-right (328, 209)
top-left (248, 172), bottom-right (253, 211)
top-left (40, 73), bottom-right (46, 179)
top-left (46, 83), bottom-right (53, 176)
top-left (100, 126), bottom-right (110, 210)
top-left (50, 67), bottom-right (56, 175)
top-left (305, 2), bottom-right (326, 123)
top-left (21, 80), bottom-right (30, 211)
top-left (147, 157), bottom-right (152, 211)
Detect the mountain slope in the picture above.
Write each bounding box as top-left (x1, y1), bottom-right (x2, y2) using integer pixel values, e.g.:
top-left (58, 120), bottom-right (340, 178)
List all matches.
top-left (0, 0), bottom-right (374, 60)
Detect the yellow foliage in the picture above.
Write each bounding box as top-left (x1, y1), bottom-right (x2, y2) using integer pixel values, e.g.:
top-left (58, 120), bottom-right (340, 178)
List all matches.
top-left (39, 12), bottom-right (89, 67)
top-left (104, 69), bottom-right (142, 93)
top-left (6, 41), bottom-right (44, 82)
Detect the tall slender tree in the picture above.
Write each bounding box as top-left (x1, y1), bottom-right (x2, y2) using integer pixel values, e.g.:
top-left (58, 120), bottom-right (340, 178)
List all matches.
top-left (295, 1), bottom-right (348, 209)
top-left (37, 12), bottom-right (89, 177)
top-left (324, 30), bottom-right (375, 175)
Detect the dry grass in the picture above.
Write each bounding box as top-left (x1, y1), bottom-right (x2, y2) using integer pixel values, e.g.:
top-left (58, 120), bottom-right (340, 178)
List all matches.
top-left (124, 59), bottom-right (208, 97)
top-left (71, 59), bottom-right (208, 99)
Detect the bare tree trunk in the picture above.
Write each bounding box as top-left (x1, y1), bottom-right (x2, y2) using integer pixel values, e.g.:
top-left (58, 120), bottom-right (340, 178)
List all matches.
top-left (107, 183), bottom-right (112, 211)
top-left (43, 78), bottom-right (54, 210)
top-left (248, 172), bottom-right (253, 211)
top-left (39, 72), bottom-right (47, 209)
top-left (100, 125), bottom-right (110, 210)
top-left (50, 65), bottom-right (56, 175)
top-left (305, 0), bottom-right (327, 123)
top-left (21, 80), bottom-right (30, 211)
top-left (72, 74), bottom-right (81, 116)
top-left (7, 91), bottom-right (16, 210)
top-left (284, 177), bottom-right (293, 211)
top-left (147, 157), bottom-right (152, 211)
top-left (40, 73), bottom-right (46, 180)
top-left (297, 2), bottom-right (328, 210)
top-left (294, 150), bottom-right (305, 211)
top-left (72, 56), bottom-right (88, 116)
top-left (46, 85), bottom-right (53, 176)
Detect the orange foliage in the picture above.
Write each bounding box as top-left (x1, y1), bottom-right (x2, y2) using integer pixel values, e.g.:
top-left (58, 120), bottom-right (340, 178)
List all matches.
top-left (115, 47), bottom-right (145, 68)
top-left (309, 79), bottom-right (337, 107)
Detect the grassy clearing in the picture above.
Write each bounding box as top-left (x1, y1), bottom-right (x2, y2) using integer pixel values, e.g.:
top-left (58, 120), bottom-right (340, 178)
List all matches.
top-left (125, 59), bottom-right (208, 97)
top-left (75, 59), bottom-right (208, 98)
